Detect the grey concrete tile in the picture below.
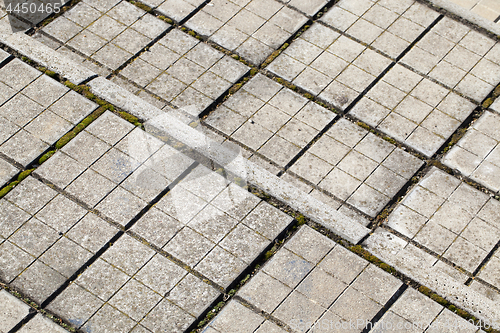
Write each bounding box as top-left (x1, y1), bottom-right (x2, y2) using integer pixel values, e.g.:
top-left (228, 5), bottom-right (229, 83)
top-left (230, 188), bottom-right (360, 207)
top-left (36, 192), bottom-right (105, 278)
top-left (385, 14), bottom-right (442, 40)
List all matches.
top-left (195, 245), bottom-right (247, 288)
top-left (0, 241), bottom-right (35, 283)
top-left (141, 299), bottom-right (195, 333)
top-left (0, 290), bottom-right (31, 332)
top-left (82, 304), bottom-right (136, 333)
top-left (273, 290), bottom-right (326, 330)
top-left (242, 201), bottom-right (294, 240)
top-left (402, 17), bottom-right (500, 102)
top-left (262, 248), bottom-right (313, 288)
top-left (0, 158), bottom-right (18, 188)
top-left (12, 260), bottom-right (66, 303)
top-left (131, 207), bottom-right (183, 248)
top-left (185, 0), bottom-right (307, 65)
top-left (188, 204), bottom-right (239, 243)
top-left (444, 111), bottom-right (500, 192)
top-left (17, 314), bottom-right (69, 333)
top-left (0, 199), bottom-right (32, 239)
top-left (135, 254), bottom-right (187, 296)
top-left (238, 271), bottom-right (292, 313)
top-left (296, 267), bottom-right (347, 308)
top-left (284, 225), bottom-right (335, 264)
top-left (426, 308), bottom-right (478, 332)
top-left (66, 169), bottom-right (116, 207)
top-left (330, 287), bottom-right (382, 323)
top-left (351, 264), bottom-right (402, 304)
top-left (319, 243), bottom-right (368, 284)
top-left (0, 129), bottom-right (49, 167)
top-left (66, 213), bottom-right (117, 253)
top-left (386, 167), bottom-right (499, 273)
top-left (478, 255), bottom-right (500, 291)
top-left (109, 278), bottom-right (162, 321)
top-left (46, 282), bottom-right (104, 328)
top-left (39, 237), bottom-right (93, 278)
top-left (96, 186), bottom-right (147, 226)
top-left (101, 234), bottom-right (155, 275)
top-left (75, 258), bottom-right (129, 301)
top-left (164, 227), bottom-right (215, 267)
top-left (351, 63), bottom-right (476, 157)
top-left (35, 192), bottom-right (87, 233)
top-left (219, 224), bottom-right (269, 264)
top-left (9, 218), bottom-right (59, 257)
top-left (166, 273), bottom-right (220, 317)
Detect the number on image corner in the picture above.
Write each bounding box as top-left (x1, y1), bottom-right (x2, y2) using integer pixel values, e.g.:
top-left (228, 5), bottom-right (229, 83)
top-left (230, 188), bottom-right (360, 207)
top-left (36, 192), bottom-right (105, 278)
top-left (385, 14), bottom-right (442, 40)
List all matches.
top-left (6, 3), bottom-right (22, 14)
top-left (45, 3), bottom-right (53, 14)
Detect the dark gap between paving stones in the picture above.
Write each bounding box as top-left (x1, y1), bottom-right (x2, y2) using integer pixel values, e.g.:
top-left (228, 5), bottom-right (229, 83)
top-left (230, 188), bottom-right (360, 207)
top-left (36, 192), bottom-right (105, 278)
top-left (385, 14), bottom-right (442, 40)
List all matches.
top-left (6, 160), bottom-right (200, 332)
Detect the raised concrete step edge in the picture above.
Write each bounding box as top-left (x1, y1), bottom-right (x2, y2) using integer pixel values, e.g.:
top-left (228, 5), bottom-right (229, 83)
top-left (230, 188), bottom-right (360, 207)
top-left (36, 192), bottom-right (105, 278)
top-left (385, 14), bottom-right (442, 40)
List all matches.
top-left (87, 76), bottom-right (371, 244)
top-left (364, 229), bottom-right (500, 329)
top-left (421, 0), bottom-right (500, 36)
top-left (0, 32), bottom-right (97, 85)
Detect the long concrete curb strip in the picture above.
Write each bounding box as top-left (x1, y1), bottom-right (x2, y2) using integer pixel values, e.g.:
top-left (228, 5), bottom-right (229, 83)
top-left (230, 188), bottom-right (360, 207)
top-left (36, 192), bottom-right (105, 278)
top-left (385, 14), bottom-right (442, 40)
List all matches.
top-left (0, 32), bottom-right (97, 85)
top-left (422, 0), bottom-right (500, 36)
top-left (365, 229), bottom-right (500, 329)
top-left (88, 76), bottom-right (371, 244)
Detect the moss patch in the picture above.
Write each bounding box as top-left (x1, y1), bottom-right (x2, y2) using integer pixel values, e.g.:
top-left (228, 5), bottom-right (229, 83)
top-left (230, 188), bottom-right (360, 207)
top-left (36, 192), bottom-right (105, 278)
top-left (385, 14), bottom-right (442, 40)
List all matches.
top-left (350, 245), bottom-right (396, 274)
top-left (55, 106), bottom-right (105, 149)
top-left (39, 150), bottom-right (56, 164)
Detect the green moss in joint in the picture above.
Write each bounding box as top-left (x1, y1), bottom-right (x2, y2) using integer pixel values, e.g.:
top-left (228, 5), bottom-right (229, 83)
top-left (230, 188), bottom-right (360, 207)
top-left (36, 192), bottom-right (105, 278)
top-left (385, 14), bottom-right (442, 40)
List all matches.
top-left (118, 111), bottom-right (141, 127)
top-left (357, 121), bottom-right (371, 131)
top-left (158, 16), bottom-right (173, 24)
top-left (18, 169), bottom-right (34, 182)
top-left (483, 98), bottom-right (494, 109)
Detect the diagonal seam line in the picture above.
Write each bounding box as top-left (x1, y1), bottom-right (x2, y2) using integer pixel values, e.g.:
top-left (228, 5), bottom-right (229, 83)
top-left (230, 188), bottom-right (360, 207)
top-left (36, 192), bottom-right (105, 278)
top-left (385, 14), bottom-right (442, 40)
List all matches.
top-left (361, 284), bottom-right (408, 333)
top-left (38, 161), bottom-right (199, 310)
top-left (277, 14), bottom-right (444, 175)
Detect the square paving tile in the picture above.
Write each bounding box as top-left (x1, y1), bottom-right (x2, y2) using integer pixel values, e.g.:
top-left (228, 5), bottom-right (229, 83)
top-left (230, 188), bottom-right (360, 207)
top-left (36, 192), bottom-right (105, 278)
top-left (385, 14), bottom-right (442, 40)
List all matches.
top-left (268, 23), bottom-right (392, 111)
top-left (119, 29), bottom-right (249, 115)
top-left (142, 0), bottom-right (205, 22)
top-left (205, 74), bottom-right (336, 167)
top-left (288, 118), bottom-right (423, 217)
top-left (185, 0), bottom-right (309, 65)
top-left (0, 290), bottom-right (31, 332)
top-left (350, 64), bottom-right (477, 157)
top-left (401, 16), bottom-right (500, 102)
top-left (0, 59), bottom-right (97, 167)
top-left (17, 314), bottom-right (70, 333)
top-left (443, 111), bottom-right (500, 192)
top-left (478, 253), bottom-right (500, 292)
top-left (320, 0), bottom-right (440, 59)
top-left (41, 0), bottom-right (171, 71)
top-left (35, 112), bottom-right (185, 220)
top-left (236, 225), bottom-right (402, 332)
top-left (386, 167), bottom-right (500, 274)
top-left (0, 158), bottom-right (18, 188)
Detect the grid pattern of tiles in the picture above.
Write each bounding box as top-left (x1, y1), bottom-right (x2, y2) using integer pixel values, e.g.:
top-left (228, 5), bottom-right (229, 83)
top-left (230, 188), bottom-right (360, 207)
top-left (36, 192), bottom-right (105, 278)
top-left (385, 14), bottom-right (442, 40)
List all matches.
top-left (135, 0), bottom-right (205, 22)
top-left (444, 111), bottom-right (500, 192)
top-left (350, 63), bottom-right (477, 157)
top-left (267, 22), bottom-right (392, 111)
top-left (320, 0), bottom-right (440, 59)
top-left (205, 225), bottom-right (484, 333)
top-left (289, 118), bottom-right (423, 217)
top-left (386, 167), bottom-right (500, 274)
top-left (184, 0), bottom-right (309, 65)
top-left (204, 74), bottom-right (336, 167)
top-left (119, 29), bottom-right (249, 115)
top-left (135, 164), bottom-right (294, 288)
top-left (41, 0), bottom-right (171, 71)
top-left (0, 59), bottom-right (98, 167)
top-left (401, 16), bottom-right (500, 102)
